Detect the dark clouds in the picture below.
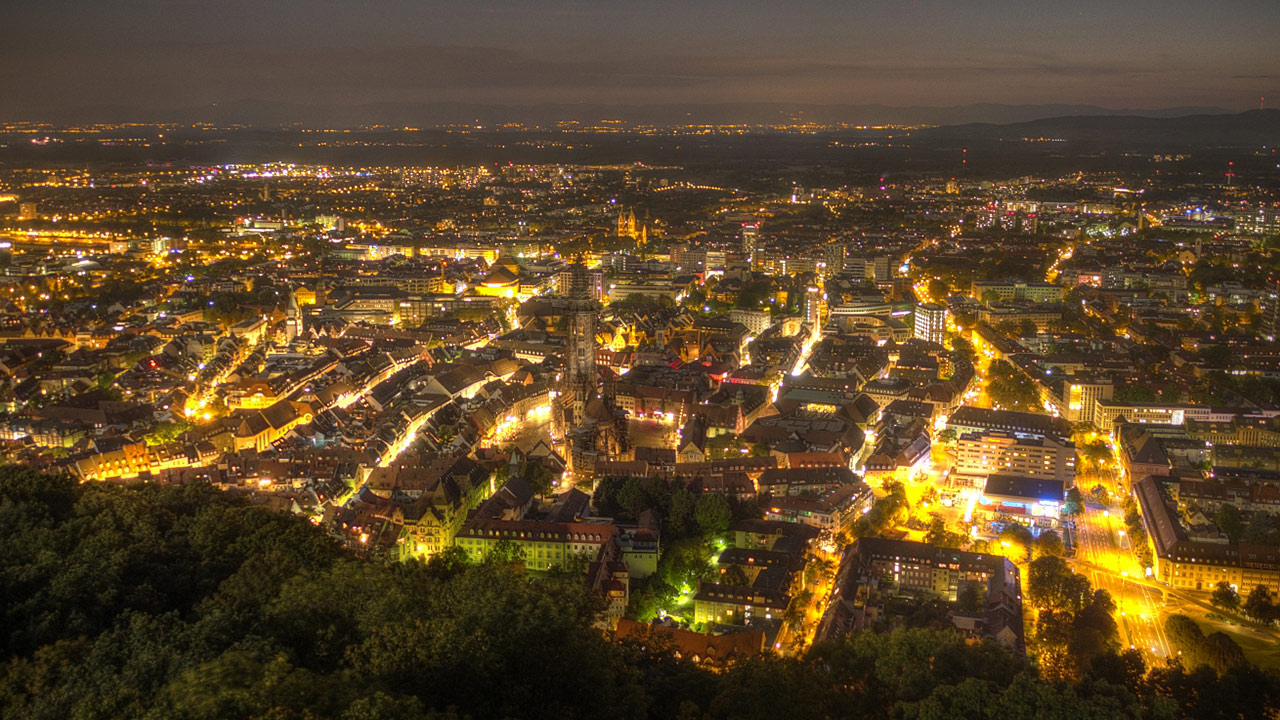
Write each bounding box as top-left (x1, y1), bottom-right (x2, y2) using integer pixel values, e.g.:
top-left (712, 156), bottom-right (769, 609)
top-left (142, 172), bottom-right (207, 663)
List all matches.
top-left (2, 0), bottom-right (1277, 117)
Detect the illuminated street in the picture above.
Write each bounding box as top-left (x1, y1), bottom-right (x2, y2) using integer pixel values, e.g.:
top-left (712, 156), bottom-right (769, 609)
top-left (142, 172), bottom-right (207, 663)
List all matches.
top-left (1072, 501), bottom-right (1171, 660)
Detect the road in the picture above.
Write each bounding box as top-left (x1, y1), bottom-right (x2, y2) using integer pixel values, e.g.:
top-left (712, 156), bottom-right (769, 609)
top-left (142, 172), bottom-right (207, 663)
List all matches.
top-left (903, 239), bottom-right (1173, 660)
top-left (1070, 500), bottom-right (1171, 660)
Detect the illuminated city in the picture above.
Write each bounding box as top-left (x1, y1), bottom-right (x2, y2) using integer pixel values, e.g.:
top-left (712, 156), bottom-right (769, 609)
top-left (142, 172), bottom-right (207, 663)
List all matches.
top-left (2, 1), bottom-right (1280, 718)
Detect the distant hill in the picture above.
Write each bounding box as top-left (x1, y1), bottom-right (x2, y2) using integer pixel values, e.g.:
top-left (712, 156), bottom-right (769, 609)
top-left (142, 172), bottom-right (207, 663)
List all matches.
top-left (31, 100), bottom-right (1232, 129)
top-left (914, 109), bottom-right (1280, 148)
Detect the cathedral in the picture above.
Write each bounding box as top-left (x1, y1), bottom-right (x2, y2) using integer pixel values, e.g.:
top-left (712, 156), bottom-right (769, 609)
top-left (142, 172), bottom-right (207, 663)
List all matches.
top-left (616, 207), bottom-right (647, 245)
top-left (555, 260), bottom-right (629, 480)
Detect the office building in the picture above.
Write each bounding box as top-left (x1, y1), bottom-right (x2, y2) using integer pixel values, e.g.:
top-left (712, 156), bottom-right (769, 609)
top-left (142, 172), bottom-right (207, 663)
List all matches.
top-left (912, 302), bottom-right (946, 344)
top-left (954, 431), bottom-right (1076, 486)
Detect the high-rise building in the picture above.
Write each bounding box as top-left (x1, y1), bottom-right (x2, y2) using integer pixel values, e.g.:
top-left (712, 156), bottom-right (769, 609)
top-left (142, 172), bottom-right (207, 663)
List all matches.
top-left (842, 255), bottom-right (871, 283)
top-left (869, 255), bottom-right (892, 283)
top-left (804, 286), bottom-right (823, 326)
top-left (823, 243), bottom-right (845, 277)
top-left (1059, 375), bottom-right (1114, 425)
top-left (1262, 281), bottom-right (1280, 342)
top-left (741, 222), bottom-right (759, 267)
top-left (912, 303), bottom-right (945, 345)
top-left (17, 202), bottom-right (37, 221)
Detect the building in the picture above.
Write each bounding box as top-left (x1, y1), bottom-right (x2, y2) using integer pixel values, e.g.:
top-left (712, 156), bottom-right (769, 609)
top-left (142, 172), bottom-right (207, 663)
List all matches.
top-left (1057, 374), bottom-right (1113, 425)
top-left (454, 518), bottom-right (619, 572)
top-left (946, 406), bottom-right (1072, 442)
top-left (953, 431), bottom-right (1076, 487)
top-left (804, 285), bottom-right (823, 326)
top-left (763, 483), bottom-right (873, 532)
top-left (971, 280), bottom-right (1064, 303)
top-left (1093, 399), bottom-right (1234, 430)
top-left (979, 303), bottom-right (1064, 332)
top-left (912, 303), bottom-right (946, 345)
top-left (1262, 281), bottom-right (1280, 342)
top-left (980, 473), bottom-right (1066, 521)
top-left (614, 618), bottom-right (764, 668)
top-left (741, 222), bottom-right (759, 266)
top-left (693, 582), bottom-right (790, 627)
top-left (817, 537), bottom-right (1023, 651)
top-left (562, 260), bottom-right (600, 424)
top-left (397, 457), bottom-right (495, 558)
top-left (730, 308), bottom-right (773, 336)
top-left (1116, 422), bottom-right (1174, 481)
top-left (1135, 476), bottom-right (1280, 595)
top-left (757, 466), bottom-right (859, 497)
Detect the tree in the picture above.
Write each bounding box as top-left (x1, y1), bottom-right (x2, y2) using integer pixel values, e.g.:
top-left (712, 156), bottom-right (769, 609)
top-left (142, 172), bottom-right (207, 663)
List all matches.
top-left (1086, 648), bottom-right (1146, 694)
top-left (5, 465), bottom-right (1278, 720)
top-left (143, 419), bottom-right (193, 446)
top-left (1068, 590), bottom-right (1120, 668)
top-left (1244, 585), bottom-right (1276, 623)
top-left (616, 477), bottom-right (648, 519)
top-left (926, 278), bottom-right (949, 302)
top-left (1216, 503), bottom-right (1246, 544)
top-left (1062, 487), bottom-right (1084, 517)
top-left (1114, 384), bottom-right (1158, 403)
top-left (1033, 529), bottom-right (1065, 559)
top-left (994, 319), bottom-right (1022, 337)
top-left (1203, 630), bottom-right (1244, 671)
top-left (424, 545), bottom-right (471, 579)
top-left (1211, 581), bottom-right (1240, 613)
top-left (657, 536), bottom-right (714, 590)
top-left (1164, 614), bottom-right (1206, 661)
top-left (985, 360), bottom-right (1041, 413)
top-left (720, 564), bottom-right (750, 587)
top-left (1027, 556), bottom-right (1091, 613)
top-left (524, 462), bottom-right (559, 498)
top-left (923, 516), bottom-right (963, 549)
top-left (482, 538), bottom-right (527, 566)
top-left (626, 576), bottom-right (679, 621)
top-left (1163, 614), bottom-right (1248, 674)
top-left (694, 493), bottom-right (732, 537)
top-left (666, 487), bottom-right (696, 539)
top-left (1202, 632), bottom-right (1248, 673)
top-left (957, 583), bottom-right (984, 613)
top-left (1244, 511), bottom-right (1279, 545)
top-left (949, 337), bottom-right (976, 364)
top-left (1078, 440), bottom-right (1111, 471)
top-left (997, 522), bottom-right (1034, 562)
top-left (853, 483), bottom-right (909, 538)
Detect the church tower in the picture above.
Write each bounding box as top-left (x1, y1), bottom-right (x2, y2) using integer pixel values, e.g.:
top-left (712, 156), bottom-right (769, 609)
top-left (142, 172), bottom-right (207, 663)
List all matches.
top-left (617, 207), bottom-right (640, 239)
top-left (285, 288), bottom-right (303, 343)
top-left (562, 260), bottom-right (599, 425)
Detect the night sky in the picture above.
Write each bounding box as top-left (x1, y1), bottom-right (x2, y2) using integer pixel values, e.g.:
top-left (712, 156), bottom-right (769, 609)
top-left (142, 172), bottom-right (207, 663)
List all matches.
top-left (3, 0), bottom-right (1277, 118)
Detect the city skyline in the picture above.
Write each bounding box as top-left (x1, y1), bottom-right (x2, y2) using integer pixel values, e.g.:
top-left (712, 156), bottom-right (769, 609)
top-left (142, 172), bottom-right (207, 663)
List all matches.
top-left (3, 2), bottom-right (1280, 718)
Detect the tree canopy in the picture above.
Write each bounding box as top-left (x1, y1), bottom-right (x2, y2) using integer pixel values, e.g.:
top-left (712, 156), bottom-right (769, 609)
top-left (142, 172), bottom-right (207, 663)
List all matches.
top-left (2, 466), bottom-right (1280, 719)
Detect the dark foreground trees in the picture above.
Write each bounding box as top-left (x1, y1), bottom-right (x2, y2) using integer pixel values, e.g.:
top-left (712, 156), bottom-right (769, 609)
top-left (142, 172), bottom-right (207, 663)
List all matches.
top-left (2, 467), bottom-right (1279, 720)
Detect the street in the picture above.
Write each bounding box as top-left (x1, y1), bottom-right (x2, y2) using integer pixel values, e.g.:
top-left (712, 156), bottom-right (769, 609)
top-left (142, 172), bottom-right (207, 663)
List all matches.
top-left (1070, 500), bottom-right (1171, 660)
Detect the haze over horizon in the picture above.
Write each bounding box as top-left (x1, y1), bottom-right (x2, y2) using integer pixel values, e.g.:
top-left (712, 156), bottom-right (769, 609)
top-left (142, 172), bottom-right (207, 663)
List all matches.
top-left (4, 0), bottom-right (1277, 124)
